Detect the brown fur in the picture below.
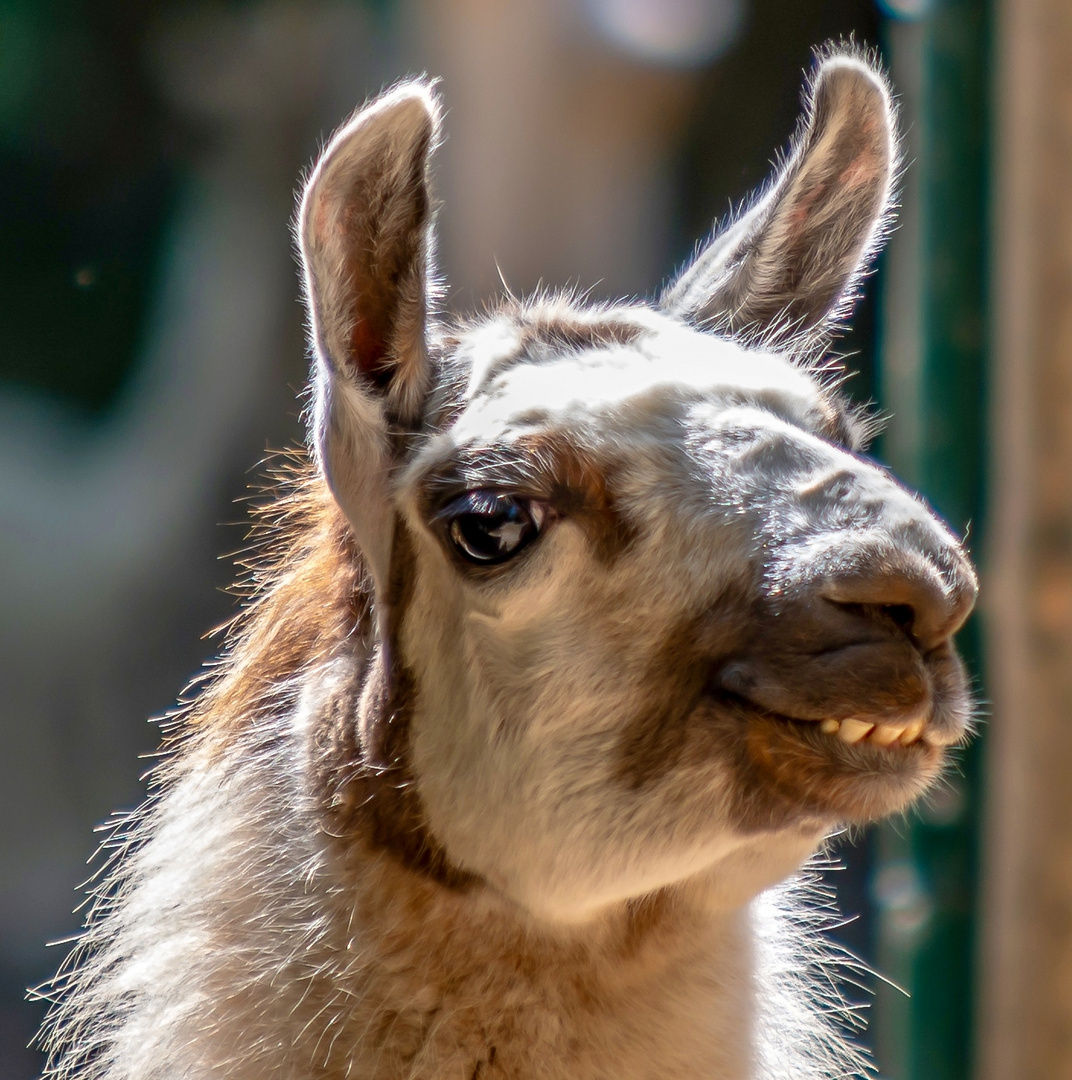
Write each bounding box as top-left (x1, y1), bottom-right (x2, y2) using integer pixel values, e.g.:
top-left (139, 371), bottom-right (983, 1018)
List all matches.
top-left (317, 519), bottom-right (480, 889)
top-left (186, 460), bottom-right (368, 746)
top-left (472, 302), bottom-right (647, 376)
top-left (173, 459), bottom-right (468, 887)
top-left (519, 432), bottom-right (638, 564)
top-left (610, 583), bottom-right (953, 828)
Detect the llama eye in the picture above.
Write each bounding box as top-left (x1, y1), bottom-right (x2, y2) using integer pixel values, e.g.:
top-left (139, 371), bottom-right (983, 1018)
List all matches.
top-left (441, 491), bottom-right (545, 564)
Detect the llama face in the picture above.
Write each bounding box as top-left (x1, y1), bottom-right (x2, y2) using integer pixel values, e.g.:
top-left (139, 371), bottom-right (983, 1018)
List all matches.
top-left (298, 56), bottom-right (976, 920)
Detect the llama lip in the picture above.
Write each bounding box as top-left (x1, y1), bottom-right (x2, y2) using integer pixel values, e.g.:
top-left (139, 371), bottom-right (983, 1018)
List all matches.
top-left (708, 641), bottom-right (964, 755)
top-left (713, 646), bottom-right (933, 728)
top-left (707, 682), bottom-right (935, 752)
top-left (704, 666), bottom-right (952, 762)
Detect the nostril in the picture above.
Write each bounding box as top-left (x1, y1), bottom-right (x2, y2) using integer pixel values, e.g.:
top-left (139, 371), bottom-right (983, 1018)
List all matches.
top-left (821, 566), bottom-right (972, 652)
top-left (881, 603), bottom-right (917, 636)
top-left (825, 599), bottom-right (919, 641)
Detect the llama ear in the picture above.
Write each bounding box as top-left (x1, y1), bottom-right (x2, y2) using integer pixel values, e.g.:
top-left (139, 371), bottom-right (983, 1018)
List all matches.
top-left (661, 52), bottom-right (897, 344)
top-left (300, 80), bottom-right (440, 421)
top-left (298, 81), bottom-right (440, 587)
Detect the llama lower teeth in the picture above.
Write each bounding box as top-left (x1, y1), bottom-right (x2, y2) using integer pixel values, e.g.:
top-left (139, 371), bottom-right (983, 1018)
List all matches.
top-left (820, 719), bottom-right (841, 735)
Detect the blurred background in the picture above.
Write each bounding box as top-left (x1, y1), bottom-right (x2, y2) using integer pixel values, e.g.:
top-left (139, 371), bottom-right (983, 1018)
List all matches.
top-left (0, 0), bottom-right (1060, 1077)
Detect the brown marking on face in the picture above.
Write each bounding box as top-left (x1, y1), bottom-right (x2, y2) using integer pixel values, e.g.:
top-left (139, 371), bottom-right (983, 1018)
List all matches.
top-left (513, 305), bottom-right (645, 354)
top-left (316, 517), bottom-right (479, 891)
top-left (615, 686), bottom-right (943, 838)
top-left (614, 618), bottom-right (722, 791)
top-left (734, 714), bottom-right (942, 823)
top-left (456, 300), bottom-right (647, 387)
top-left (612, 587), bottom-right (966, 828)
top-left (723, 585), bottom-right (973, 819)
top-left (515, 431), bottom-right (637, 564)
top-left (612, 584), bottom-right (762, 792)
top-left (719, 603), bottom-right (934, 724)
top-left (715, 641), bottom-right (960, 826)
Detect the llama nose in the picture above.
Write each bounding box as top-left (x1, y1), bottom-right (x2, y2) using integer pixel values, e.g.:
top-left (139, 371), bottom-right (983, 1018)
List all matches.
top-left (819, 551), bottom-right (977, 651)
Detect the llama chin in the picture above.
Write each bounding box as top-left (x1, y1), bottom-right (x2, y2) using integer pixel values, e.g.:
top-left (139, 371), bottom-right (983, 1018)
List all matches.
top-left (38, 45), bottom-right (976, 1080)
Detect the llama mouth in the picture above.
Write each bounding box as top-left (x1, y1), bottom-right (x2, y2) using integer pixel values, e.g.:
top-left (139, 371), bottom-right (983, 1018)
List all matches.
top-left (725, 697), bottom-right (936, 754)
top-left (694, 645), bottom-right (974, 821)
top-left (710, 694), bottom-right (950, 826)
top-left (707, 644), bottom-right (969, 757)
top-left (800, 712), bottom-right (927, 749)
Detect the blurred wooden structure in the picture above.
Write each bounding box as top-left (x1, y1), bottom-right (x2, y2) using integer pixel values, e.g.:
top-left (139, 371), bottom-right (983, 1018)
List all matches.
top-left (982, 0), bottom-right (1072, 1075)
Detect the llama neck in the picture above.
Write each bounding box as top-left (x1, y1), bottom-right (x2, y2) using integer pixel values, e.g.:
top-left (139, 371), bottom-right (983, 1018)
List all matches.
top-left (293, 640), bottom-right (766, 1079)
top-left (279, 641), bottom-right (760, 1078)
top-left (318, 847), bottom-right (758, 1080)
top-left (55, 711), bottom-right (767, 1080)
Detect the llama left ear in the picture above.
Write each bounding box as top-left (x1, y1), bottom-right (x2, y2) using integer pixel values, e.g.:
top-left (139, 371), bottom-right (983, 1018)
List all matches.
top-left (298, 81), bottom-right (440, 588)
top-left (662, 51), bottom-right (897, 344)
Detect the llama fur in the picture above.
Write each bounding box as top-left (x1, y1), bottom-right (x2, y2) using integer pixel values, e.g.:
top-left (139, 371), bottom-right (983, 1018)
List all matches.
top-left (38, 47), bottom-right (976, 1080)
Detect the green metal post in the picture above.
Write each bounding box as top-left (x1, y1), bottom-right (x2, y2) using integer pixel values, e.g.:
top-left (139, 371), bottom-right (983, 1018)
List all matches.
top-left (873, 2), bottom-right (990, 1078)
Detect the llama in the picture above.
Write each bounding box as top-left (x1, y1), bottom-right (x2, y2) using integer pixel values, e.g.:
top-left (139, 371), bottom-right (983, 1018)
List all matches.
top-left (39, 48), bottom-right (977, 1080)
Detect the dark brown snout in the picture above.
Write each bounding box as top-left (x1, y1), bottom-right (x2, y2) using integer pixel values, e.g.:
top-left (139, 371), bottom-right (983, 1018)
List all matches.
top-left (715, 537), bottom-right (977, 729)
top-left (717, 638), bottom-right (932, 727)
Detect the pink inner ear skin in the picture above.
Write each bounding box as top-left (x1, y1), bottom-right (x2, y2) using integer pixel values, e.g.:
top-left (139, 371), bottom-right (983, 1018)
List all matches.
top-left (788, 183), bottom-right (824, 227)
top-left (838, 152), bottom-right (881, 189)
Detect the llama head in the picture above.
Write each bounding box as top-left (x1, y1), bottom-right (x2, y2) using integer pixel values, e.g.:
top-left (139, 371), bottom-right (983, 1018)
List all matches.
top-left (297, 53), bottom-right (977, 921)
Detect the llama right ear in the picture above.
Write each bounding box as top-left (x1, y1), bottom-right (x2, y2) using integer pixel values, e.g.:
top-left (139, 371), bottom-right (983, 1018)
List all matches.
top-left (661, 53), bottom-right (897, 345)
top-left (298, 82), bottom-right (440, 586)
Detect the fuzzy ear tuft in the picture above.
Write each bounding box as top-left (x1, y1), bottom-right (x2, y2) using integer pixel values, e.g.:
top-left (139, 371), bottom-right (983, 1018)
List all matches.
top-left (299, 80), bottom-right (441, 425)
top-left (662, 49), bottom-right (898, 346)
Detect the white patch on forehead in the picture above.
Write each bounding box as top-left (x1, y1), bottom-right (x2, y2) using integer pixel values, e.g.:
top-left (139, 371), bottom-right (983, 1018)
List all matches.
top-left (458, 316), bottom-right (524, 400)
top-left (450, 313), bottom-right (823, 445)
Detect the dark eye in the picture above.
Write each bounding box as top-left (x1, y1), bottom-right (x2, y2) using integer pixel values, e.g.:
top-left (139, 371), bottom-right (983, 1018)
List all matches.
top-left (439, 491), bottom-right (546, 564)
